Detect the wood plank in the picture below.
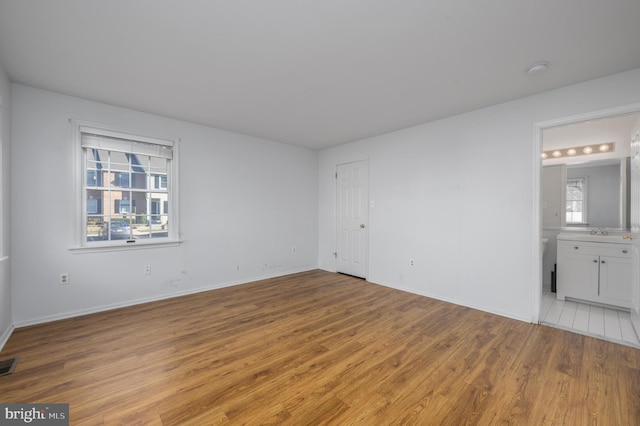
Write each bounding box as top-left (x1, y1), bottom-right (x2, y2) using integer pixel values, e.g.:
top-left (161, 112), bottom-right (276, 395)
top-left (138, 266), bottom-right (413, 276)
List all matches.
top-left (0, 270), bottom-right (638, 425)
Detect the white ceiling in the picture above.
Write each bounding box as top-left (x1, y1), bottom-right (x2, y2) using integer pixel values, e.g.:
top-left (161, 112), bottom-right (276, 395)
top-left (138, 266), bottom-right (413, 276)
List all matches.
top-left (0, 0), bottom-right (639, 150)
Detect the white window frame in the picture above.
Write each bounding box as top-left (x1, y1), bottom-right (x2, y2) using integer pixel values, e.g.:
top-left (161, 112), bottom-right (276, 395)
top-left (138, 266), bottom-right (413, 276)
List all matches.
top-left (72, 121), bottom-right (180, 251)
top-left (566, 177), bottom-right (588, 225)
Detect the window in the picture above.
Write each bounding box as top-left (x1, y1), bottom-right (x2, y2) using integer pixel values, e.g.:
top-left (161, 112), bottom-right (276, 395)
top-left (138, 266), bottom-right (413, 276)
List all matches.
top-left (153, 174), bottom-right (167, 189)
top-left (566, 177), bottom-right (587, 224)
top-left (76, 123), bottom-right (177, 248)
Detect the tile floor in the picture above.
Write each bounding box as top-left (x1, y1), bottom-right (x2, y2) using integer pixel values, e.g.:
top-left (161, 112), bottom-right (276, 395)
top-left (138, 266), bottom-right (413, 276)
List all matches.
top-left (540, 290), bottom-right (640, 347)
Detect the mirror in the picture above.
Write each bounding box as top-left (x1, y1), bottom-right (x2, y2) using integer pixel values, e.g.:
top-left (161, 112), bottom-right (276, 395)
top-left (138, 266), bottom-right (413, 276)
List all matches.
top-left (564, 157), bottom-right (629, 229)
top-left (542, 113), bottom-right (640, 231)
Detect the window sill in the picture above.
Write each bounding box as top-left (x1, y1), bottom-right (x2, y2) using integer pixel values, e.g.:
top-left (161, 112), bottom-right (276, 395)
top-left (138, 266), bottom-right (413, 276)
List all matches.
top-left (70, 239), bottom-right (183, 254)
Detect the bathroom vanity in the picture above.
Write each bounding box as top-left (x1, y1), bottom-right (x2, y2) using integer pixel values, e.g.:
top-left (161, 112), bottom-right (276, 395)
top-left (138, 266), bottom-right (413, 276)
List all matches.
top-left (556, 232), bottom-right (633, 309)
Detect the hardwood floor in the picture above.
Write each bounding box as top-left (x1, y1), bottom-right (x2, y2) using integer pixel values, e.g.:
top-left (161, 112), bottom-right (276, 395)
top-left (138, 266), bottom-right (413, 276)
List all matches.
top-left (1, 270), bottom-right (639, 425)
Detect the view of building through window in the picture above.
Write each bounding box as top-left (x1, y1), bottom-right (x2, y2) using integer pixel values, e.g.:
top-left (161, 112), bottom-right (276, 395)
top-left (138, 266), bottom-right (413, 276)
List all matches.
top-left (81, 129), bottom-right (173, 244)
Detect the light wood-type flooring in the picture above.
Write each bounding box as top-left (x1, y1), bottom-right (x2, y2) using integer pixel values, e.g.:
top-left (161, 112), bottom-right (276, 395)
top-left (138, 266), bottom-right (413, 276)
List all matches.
top-left (1, 270), bottom-right (639, 425)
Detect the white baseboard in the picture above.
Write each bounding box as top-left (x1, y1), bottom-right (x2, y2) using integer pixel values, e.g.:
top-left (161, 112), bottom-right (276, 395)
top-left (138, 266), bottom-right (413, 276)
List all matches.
top-left (367, 278), bottom-right (532, 324)
top-left (0, 323), bottom-right (15, 352)
top-left (13, 267), bottom-right (317, 328)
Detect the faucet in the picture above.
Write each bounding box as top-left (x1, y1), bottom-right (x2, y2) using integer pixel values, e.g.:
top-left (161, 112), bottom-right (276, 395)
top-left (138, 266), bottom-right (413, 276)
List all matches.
top-left (590, 228), bottom-right (608, 235)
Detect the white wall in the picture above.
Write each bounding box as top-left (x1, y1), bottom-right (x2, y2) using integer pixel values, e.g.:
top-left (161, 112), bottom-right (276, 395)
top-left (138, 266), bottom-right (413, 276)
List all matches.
top-left (11, 85), bottom-right (319, 326)
top-left (319, 68), bottom-right (640, 322)
top-left (0, 63), bottom-right (11, 347)
top-left (542, 165), bottom-right (565, 289)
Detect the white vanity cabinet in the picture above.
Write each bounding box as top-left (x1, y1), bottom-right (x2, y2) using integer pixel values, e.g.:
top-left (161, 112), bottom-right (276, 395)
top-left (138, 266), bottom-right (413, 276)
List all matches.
top-left (556, 238), bottom-right (632, 308)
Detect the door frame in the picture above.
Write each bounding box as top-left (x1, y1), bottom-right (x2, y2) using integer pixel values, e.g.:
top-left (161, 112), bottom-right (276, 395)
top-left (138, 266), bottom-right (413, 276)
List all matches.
top-left (533, 102), bottom-right (640, 326)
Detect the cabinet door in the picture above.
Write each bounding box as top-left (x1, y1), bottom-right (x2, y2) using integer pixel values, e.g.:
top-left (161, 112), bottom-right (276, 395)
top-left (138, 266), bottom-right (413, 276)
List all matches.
top-left (557, 252), bottom-right (599, 301)
top-left (599, 255), bottom-right (632, 307)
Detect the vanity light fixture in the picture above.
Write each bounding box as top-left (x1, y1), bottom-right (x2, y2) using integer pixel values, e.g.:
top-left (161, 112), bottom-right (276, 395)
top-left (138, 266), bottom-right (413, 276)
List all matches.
top-left (542, 142), bottom-right (615, 161)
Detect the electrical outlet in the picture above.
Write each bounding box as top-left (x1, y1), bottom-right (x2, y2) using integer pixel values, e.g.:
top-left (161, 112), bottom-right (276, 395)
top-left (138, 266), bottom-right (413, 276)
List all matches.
top-left (60, 273), bottom-right (69, 285)
top-left (409, 259), bottom-right (415, 267)
top-left (144, 265), bottom-right (151, 275)
top-left (292, 247), bottom-right (296, 254)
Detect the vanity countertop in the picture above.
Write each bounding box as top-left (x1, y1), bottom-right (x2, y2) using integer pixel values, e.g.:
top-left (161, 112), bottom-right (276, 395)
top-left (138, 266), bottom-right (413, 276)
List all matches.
top-left (556, 231), bottom-right (634, 244)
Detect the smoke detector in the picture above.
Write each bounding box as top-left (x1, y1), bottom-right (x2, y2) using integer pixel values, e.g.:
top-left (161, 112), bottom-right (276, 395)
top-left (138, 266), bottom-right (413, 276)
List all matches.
top-left (526, 62), bottom-right (549, 76)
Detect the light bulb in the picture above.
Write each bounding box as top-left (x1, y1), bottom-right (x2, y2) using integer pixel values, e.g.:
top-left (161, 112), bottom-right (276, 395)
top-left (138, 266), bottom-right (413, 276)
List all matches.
top-left (552, 150), bottom-right (562, 158)
top-left (583, 146), bottom-right (593, 154)
top-left (567, 149), bottom-right (576, 156)
top-left (599, 144), bottom-right (610, 152)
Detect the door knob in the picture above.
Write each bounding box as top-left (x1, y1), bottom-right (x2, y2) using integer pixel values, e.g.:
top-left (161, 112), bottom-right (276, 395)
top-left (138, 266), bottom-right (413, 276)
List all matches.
top-left (360, 224), bottom-right (366, 228)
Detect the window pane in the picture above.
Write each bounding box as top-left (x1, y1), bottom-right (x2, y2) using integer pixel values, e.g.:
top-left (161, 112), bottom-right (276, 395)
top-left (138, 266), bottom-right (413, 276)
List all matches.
top-left (130, 193), bottom-right (146, 215)
top-left (86, 189), bottom-right (103, 214)
top-left (110, 152), bottom-right (130, 189)
top-left (87, 198), bottom-right (98, 214)
top-left (114, 195), bottom-right (135, 215)
top-left (131, 172), bottom-right (147, 190)
top-left (109, 151), bottom-right (129, 168)
top-left (86, 215), bottom-right (104, 242)
top-left (130, 154), bottom-right (149, 190)
top-left (151, 174), bottom-right (168, 190)
top-left (86, 149), bottom-right (105, 187)
top-left (111, 172), bottom-right (130, 189)
top-left (566, 178), bottom-right (586, 223)
top-left (151, 215), bottom-right (168, 238)
top-left (86, 170), bottom-right (99, 188)
top-left (102, 217), bottom-right (133, 240)
top-left (150, 157), bottom-right (167, 173)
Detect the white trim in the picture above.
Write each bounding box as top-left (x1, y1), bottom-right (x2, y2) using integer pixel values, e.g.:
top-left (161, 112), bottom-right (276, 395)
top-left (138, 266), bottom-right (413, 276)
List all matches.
top-left (69, 239), bottom-right (182, 254)
top-left (532, 124), bottom-right (543, 323)
top-left (536, 104), bottom-right (640, 129)
top-left (0, 100), bottom-right (3, 258)
top-left (70, 119), bottom-right (180, 249)
top-left (0, 323), bottom-right (14, 352)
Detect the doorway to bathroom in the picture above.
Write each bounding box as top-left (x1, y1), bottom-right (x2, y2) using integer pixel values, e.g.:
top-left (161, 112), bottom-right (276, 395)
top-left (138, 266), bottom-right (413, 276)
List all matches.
top-left (536, 105), bottom-right (640, 347)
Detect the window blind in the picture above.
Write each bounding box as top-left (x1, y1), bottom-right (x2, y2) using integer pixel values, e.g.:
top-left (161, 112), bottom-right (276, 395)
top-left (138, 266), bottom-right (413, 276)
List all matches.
top-left (80, 128), bottom-right (173, 159)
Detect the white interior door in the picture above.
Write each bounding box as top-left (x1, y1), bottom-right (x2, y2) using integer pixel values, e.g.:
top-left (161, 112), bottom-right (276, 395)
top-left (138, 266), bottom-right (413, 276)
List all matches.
top-left (336, 160), bottom-right (369, 278)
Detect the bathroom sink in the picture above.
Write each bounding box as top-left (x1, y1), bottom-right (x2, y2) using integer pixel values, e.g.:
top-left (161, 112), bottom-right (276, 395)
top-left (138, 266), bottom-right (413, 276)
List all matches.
top-left (557, 232), bottom-right (635, 244)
